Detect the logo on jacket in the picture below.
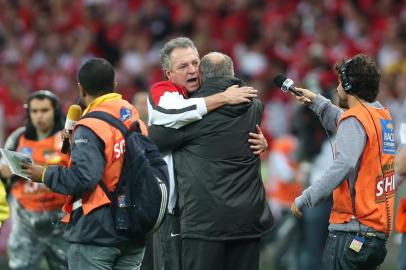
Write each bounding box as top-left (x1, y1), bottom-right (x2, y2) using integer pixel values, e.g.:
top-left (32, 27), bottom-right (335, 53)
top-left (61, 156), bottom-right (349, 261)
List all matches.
top-left (119, 107), bottom-right (132, 122)
top-left (375, 171), bottom-right (395, 203)
top-left (380, 119), bottom-right (395, 154)
top-left (43, 149), bottom-right (63, 164)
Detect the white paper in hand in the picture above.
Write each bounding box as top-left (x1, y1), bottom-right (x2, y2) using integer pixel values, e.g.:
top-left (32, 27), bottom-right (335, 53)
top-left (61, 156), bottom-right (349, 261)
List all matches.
top-left (0, 149), bottom-right (33, 180)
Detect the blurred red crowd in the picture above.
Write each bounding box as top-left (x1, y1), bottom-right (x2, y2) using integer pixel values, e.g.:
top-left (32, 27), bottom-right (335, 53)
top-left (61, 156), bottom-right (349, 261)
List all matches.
top-left (0, 0), bottom-right (405, 145)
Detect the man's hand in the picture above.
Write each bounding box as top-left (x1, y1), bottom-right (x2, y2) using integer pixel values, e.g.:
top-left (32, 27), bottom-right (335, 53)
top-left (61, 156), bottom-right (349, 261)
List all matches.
top-left (21, 162), bottom-right (45, 183)
top-left (249, 125), bottom-right (268, 155)
top-left (61, 129), bottom-right (72, 142)
top-left (291, 202), bottom-right (303, 218)
top-left (0, 164), bottom-right (12, 179)
top-left (222, 85), bottom-right (258, 105)
top-left (61, 129), bottom-right (73, 154)
top-left (294, 87), bottom-right (316, 104)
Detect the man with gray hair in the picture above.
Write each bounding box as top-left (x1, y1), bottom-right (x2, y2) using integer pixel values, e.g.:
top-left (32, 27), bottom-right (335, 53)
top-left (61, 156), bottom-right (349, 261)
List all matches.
top-left (149, 52), bottom-right (273, 270)
top-left (149, 37), bottom-right (259, 127)
top-left (148, 38), bottom-right (267, 270)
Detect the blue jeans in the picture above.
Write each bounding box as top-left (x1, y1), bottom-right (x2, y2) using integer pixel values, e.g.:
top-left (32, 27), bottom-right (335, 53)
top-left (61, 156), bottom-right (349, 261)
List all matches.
top-left (322, 231), bottom-right (387, 270)
top-left (68, 243), bottom-right (145, 270)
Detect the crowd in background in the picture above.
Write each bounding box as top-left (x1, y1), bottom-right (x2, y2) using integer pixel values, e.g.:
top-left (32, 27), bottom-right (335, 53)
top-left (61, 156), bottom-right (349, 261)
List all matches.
top-left (0, 0), bottom-right (405, 143)
top-left (0, 0), bottom-right (406, 268)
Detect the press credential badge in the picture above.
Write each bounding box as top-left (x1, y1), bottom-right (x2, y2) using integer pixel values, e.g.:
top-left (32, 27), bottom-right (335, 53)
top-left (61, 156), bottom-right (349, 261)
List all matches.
top-left (349, 234), bottom-right (365, 253)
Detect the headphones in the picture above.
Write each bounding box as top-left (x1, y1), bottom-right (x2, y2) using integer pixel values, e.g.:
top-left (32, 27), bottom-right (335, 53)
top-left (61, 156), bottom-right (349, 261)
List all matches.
top-left (338, 59), bottom-right (356, 93)
top-left (25, 90), bottom-right (60, 111)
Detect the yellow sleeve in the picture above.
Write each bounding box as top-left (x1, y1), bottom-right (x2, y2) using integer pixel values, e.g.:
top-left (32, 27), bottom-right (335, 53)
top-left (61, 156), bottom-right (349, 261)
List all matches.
top-left (0, 182), bottom-right (9, 222)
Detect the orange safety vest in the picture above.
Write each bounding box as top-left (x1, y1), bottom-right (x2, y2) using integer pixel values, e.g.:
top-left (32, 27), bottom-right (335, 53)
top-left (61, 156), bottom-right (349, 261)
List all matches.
top-left (330, 103), bottom-right (395, 234)
top-left (62, 98), bottom-right (147, 223)
top-left (12, 131), bottom-right (69, 212)
top-left (396, 197), bottom-right (406, 233)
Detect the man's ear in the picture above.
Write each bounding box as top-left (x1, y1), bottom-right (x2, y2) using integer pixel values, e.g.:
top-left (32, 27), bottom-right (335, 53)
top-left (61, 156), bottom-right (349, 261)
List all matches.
top-left (113, 81), bottom-right (118, 91)
top-left (78, 83), bottom-right (86, 98)
top-left (164, 69), bottom-right (171, 81)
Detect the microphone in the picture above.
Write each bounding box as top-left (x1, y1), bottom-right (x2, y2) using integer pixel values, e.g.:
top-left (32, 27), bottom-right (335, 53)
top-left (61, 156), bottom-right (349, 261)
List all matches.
top-left (61, 105), bottom-right (82, 154)
top-left (273, 74), bottom-right (304, 97)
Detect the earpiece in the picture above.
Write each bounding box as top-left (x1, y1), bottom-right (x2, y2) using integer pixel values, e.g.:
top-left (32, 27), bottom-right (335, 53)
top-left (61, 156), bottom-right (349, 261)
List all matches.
top-left (339, 59), bottom-right (355, 93)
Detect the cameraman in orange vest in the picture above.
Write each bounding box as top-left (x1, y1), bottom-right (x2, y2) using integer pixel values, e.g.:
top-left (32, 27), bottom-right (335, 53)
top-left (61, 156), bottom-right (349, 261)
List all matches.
top-left (23, 58), bottom-right (148, 270)
top-left (0, 90), bottom-right (69, 269)
top-left (291, 54), bottom-right (395, 269)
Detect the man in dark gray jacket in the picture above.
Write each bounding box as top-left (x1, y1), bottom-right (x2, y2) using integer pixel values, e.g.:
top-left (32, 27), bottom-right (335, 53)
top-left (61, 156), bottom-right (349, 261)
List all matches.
top-left (23, 58), bottom-right (146, 270)
top-left (149, 52), bottom-right (273, 270)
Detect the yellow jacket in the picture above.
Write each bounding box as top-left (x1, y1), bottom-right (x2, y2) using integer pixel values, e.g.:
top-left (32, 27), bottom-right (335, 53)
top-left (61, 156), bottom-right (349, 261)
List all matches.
top-left (0, 181), bottom-right (9, 223)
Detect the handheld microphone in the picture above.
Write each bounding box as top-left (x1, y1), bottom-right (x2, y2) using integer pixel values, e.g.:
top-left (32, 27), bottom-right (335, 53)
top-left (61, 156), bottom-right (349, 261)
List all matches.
top-left (61, 105), bottom-right (82, 154)
top-left (273, 74), bottom-right (304, 97)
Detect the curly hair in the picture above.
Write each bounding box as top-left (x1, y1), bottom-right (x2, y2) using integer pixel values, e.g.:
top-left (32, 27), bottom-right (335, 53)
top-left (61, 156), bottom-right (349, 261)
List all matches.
top-left (335, 54), bottom-right (381, 102)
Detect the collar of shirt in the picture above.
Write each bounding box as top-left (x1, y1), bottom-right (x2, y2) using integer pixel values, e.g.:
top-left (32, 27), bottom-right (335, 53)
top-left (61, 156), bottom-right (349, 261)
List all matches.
top-left (181, 86), bottom-right (190, 98)
top-left (169, 81), bottom-right (190, 98)
top-left (82, 93), bottom-right (122, 115)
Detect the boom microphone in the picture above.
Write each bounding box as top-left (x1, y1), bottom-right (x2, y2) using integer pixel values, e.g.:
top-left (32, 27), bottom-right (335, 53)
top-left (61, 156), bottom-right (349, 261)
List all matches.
top-left (61, 105), bottom-right (82, 154)
top-left (273, 74), bottom-right (304, 97)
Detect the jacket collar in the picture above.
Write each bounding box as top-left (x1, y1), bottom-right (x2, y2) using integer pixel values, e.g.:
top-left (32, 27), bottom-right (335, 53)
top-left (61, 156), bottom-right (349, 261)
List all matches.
top-left (82, 93), bottom-right (122, 115)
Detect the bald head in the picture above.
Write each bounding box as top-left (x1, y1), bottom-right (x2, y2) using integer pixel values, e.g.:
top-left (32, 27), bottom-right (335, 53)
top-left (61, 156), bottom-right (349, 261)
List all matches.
top-left (199, 52), bottom-right (234, 82)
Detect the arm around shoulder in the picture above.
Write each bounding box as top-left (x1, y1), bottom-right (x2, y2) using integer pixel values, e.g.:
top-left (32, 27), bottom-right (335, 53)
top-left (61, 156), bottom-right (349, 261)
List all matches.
top-left (204, 85), bottom-right (258, 112)
top-left (148, 125), bottom-right (186, 153)
top-left (148, 82), bottom-right (207, 128)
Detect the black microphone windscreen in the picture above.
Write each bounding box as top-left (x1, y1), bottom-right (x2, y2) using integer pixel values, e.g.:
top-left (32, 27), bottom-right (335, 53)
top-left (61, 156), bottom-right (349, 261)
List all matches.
top-left (273, 74), bottom-right (287, 88)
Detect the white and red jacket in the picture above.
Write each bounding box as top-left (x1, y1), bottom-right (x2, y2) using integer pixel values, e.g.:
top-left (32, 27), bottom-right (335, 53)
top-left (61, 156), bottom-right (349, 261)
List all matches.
top-left (148, 81), bottom-right (207, 213)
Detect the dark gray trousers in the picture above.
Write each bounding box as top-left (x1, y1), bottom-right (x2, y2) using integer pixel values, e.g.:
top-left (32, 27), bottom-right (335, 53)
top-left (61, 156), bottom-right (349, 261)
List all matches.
top-left (182, 238), bottom-right (260, 270)
top-left (152, 214), bottom-right (181, 270)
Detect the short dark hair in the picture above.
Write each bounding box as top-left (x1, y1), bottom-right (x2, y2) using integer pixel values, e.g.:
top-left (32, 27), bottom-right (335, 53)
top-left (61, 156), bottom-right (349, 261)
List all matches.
top-left (78, 58), bottom-right (115, 96)
top-left (335, 54), bottom-right (380, 102)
